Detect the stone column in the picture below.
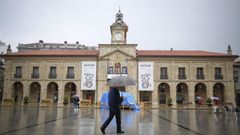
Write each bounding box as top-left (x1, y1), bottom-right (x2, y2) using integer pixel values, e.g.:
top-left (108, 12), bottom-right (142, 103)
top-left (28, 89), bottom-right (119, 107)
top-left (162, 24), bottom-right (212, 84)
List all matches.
top-left (57, 81), bottom-right (64, 106)
top-left (152, 83), bottom-right (158, 108)
top-left (207, 82), bottom-right (213, 99)
top-left (41, 81), bottom-right (47, 99)
top-left (23, 81), bottom-right (29, 98)
top-left (189, 82), bottom-right (195, 104)
top-left (170, 82), bottom-right (177, 107)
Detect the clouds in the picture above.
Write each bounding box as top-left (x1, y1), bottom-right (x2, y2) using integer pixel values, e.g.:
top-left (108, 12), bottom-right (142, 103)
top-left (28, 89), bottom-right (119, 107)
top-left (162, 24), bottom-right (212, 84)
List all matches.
top-left (0, 0), bottom-right (239, 55)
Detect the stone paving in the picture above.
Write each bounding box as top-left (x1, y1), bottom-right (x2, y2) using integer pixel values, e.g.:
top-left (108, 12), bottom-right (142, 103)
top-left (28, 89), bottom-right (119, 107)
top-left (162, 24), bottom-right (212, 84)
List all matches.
top-left (0, 105), bottom-right (240, 135)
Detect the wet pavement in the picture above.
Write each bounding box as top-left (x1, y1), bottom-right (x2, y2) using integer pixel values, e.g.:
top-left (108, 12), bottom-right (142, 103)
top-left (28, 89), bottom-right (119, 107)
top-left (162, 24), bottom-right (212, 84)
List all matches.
top-left (0, 105), bottom-right (240, 135)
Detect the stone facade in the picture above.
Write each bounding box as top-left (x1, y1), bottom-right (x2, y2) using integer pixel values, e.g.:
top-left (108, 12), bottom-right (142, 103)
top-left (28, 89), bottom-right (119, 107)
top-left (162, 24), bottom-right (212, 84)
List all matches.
top-left (1, 10), bottom-right (238, 106)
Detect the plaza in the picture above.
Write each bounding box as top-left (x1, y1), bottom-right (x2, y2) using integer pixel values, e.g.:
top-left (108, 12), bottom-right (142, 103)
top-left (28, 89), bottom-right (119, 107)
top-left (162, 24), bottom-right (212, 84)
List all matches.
top-left (0, 105), bottom-right (240, 135)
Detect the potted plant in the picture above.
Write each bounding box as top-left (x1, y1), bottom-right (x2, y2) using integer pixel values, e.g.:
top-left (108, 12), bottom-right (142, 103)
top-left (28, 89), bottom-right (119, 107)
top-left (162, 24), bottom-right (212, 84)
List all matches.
top-left (206, 98), bottom-right (212, 107)
top-left (63, 96), bottom-right (69, 105)
top-left (23, 96), bottom-right (29, 104)
top-left (167, 97), bottom-right (173, 106)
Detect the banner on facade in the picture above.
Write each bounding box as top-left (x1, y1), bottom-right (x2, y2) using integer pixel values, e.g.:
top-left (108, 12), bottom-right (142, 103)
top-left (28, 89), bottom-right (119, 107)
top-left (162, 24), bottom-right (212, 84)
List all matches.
top-left (138, 62), bottom-right (154, 91)
top-left (81, 61), bottom-right (96, 90)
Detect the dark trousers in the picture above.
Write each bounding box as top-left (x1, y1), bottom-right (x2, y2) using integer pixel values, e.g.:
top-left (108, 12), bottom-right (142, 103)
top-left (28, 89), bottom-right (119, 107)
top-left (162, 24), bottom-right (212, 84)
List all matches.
top-left (102, 106), bottom-right (121, 131)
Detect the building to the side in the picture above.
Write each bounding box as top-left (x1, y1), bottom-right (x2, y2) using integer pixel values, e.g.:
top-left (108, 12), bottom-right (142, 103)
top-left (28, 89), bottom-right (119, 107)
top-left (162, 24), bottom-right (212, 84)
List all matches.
top-left (1, 10), bottom-right (238, 106)
top-left (234, 58), bottom-right (240, 106)
top-left (17, 40), bottom-right (97, 52)
top-left (0, 60), bottom-right (4, 101)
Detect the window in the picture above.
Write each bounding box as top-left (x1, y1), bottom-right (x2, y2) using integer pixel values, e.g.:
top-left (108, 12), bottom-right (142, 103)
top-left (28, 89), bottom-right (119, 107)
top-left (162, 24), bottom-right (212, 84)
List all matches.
top-left (196, 67), bottom-right (204, 79)
top-left (178, 67), bottom-right (186, 79)
top-left (215, 67), bottom-right (223, 80)
top-left (32, 67), bottom-right (39, 78)
top-left (115, 62), bottom-right (121, 74)
top-left (15, 66), bottom-right (22, 78)
top-left (160, 67), bottom-right (168, 79)
top-left (49, 67), bottom-right (57, 79)
top-left (67, 67), bottom-right (74, 79)
top-left (122, 67), bottom-right (127, 74)
top-left (108, 67), bottom-right (113, 74)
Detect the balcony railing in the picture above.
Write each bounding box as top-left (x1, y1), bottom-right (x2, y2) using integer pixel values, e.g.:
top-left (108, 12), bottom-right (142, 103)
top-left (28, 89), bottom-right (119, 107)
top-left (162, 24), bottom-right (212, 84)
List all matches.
top-left (215, 74), bottom-right (223, 80)
top-left (49, 73), bottom-right (57, 79)
top-left (196, 75), bottom-right (205, 80)
top-left (14, 73), bottom-right (22, 78)
top-left (160, 74), bottom-right (168, 79)
top-left (107, 73), bottom-right (128, 79)
top-left (66, 74), bottom-right (74, 79)
top-left (178, 74), bottom-right (186, 80)
top-left (32, 74), bottom-right (39, 79)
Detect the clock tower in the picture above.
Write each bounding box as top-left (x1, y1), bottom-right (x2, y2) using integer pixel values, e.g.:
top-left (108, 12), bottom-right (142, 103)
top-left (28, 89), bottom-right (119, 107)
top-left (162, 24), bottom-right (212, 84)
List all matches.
top-left (111, 9), bottom-right (128, 44)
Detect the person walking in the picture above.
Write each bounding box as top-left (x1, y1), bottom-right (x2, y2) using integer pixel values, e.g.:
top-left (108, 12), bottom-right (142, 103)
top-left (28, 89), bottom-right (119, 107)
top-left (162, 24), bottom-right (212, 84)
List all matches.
top-left (100, 87), bottom-right (124, 134)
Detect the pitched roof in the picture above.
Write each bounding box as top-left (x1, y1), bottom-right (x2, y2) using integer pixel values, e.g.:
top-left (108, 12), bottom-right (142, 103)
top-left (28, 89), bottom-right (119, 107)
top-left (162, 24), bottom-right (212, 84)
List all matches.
top-left (137, 50), bottom-right (235, 57)
top-left (2, 50), bottom-right (99, 57)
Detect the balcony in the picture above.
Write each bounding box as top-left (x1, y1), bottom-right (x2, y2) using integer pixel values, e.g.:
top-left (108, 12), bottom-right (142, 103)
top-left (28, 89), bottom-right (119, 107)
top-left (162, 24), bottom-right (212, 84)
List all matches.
top-left (196, 75), bottom-right (205, 80)
top-left (215, 74), bottom-right (223, 80)
top-left (66, 74), bottom-right (74, 79)
top-left (178, 74), bottom-right (186, 80)
top-left (107, 73), bottom-right (128, 79)
top-left (32, 74), bottom-right (39, 79)
top-left (14, 73), bottom-right (22, 78)
top-left (49, 73), bottom-right (57, 79)
top-left (160, 74), bottom-right (168, 79)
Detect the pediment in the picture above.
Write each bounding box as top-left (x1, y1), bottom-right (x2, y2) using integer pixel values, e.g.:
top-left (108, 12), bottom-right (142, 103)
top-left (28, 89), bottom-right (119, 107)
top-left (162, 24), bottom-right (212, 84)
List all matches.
top-left (99, 49), bottom-right (135, 60)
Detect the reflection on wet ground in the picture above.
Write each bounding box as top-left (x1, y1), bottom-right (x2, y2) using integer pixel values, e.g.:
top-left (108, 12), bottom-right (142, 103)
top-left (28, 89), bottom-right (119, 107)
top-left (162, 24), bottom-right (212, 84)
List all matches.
top-left (0, 106), bottom-right (240, 135)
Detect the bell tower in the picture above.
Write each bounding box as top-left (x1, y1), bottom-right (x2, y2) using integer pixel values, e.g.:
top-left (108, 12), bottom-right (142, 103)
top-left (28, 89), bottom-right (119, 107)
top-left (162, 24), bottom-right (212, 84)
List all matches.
top-left (110, 9), bottom-right (128, 44)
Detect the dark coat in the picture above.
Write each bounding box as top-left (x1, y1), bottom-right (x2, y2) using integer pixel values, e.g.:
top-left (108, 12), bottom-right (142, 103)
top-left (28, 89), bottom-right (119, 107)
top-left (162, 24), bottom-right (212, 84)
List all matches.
top-left (108, 88), bottom-right (123, 106)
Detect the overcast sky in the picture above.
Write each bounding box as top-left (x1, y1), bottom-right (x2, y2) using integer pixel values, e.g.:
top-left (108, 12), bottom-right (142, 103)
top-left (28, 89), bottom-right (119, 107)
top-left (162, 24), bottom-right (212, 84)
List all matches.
top-left (0, 0), bottom-right (239, 55)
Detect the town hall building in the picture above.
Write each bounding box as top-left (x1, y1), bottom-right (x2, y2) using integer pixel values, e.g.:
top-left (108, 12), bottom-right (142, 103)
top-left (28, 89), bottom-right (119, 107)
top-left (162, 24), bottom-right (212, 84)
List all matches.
top-left (1, 10), bottom-right (238, 107)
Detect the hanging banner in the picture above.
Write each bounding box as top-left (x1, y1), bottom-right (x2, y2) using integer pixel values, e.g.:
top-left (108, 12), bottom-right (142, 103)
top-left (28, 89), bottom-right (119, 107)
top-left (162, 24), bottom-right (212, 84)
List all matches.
top-left (81, 61), bottom-right (96, 90)
top-left (138, 62), bottom-right (154, 91)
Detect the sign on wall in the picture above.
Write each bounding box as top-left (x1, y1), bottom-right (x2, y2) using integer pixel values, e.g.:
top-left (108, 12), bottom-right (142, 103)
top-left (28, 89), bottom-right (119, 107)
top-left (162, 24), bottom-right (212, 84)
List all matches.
top-left (81, 61), bottom-right (96, 90)
top-left (138, 62), bottom-right (154, 91)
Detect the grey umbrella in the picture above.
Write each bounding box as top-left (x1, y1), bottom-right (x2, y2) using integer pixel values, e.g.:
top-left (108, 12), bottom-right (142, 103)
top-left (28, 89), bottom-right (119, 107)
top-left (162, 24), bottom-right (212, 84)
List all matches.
top-left (107, 76), bottom-right (136, 87)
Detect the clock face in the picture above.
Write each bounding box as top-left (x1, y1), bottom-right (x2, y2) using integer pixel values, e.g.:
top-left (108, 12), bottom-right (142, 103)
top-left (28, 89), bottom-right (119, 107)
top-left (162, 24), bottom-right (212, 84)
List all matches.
top-left (114, 32), bottom-right (123, 40)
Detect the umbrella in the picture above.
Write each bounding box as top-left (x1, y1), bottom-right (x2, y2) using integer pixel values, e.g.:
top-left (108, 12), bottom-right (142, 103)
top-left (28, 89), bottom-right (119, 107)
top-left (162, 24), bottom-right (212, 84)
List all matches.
top-left (107, 76), bottom-right (136, 87)
top-left (72, 94), bottom-right (80, 98)
top-left (211, 97), bottom-right (220, 100)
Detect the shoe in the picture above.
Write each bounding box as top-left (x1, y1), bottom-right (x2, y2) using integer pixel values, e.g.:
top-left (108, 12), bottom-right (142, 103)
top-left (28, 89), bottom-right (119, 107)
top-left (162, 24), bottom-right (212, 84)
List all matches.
top-left (100, 126), bottom-right (105, 134)
top-left (117, 131), bottom-right (124, 134)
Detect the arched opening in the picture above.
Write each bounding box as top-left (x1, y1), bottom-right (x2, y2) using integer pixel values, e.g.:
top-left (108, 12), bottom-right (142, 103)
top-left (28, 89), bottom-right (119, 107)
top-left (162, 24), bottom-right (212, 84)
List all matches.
top-left (140, 91), bottom-right (152, 102)
top-left (12, 82), bottom-right (23, 102)
top-left (194, 83), bottom-right (207, 104)
top-left (236, 93), bottom-right (240, 106)
top-left (64, 82), bottom-right (76, 103)
top-left (213, 83), bottom-right (224, 105)
top-left (47, 82), bottom-right (58, 103)
top-left (30, 82), bottom-right (41, 103)
top-left (176, 83), bottom-right (188, 104)
top-left (82, 90), bottom-right (95, 104)
top-left (158, 83), bottom-right (170, 104)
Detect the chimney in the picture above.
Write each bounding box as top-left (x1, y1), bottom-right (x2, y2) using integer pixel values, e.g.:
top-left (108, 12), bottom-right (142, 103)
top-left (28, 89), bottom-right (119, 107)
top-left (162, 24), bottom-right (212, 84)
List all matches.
top-left (7, 44), bottom-right (12, 54)
top-left (227, 45), bottom-right (232, 55)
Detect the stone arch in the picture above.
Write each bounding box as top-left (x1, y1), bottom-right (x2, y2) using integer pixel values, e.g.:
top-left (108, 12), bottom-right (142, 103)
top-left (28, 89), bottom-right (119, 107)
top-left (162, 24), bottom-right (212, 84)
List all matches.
top-left (64, 82), bottom-right (77, 102)
top-left (158, 83), bottom-right (170, 104)
top-left (29, 82), bottom-right (41, 103)
top-left (176, 83), bottom-right (188, 104)
top-left (12, 82), bottom-right (23, 102)
top-left (194, 83), bottom-right (207, 104)
top-left (47, 82), bottom-right (59, 103)
top-left (213, 83), bottom-right (224, 105)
